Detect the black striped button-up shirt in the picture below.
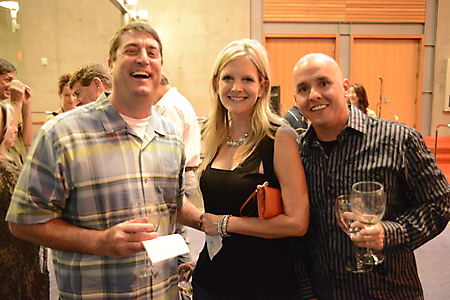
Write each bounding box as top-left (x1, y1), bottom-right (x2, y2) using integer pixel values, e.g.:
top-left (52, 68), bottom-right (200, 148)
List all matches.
top-left (293, 105), bottom-right (450, 300)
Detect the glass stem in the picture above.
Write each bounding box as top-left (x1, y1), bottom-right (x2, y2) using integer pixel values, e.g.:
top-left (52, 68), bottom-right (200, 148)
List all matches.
top-left (354, 245), bottom-right (365, 269)
top-left (364, 225), bottom-right (375, 263)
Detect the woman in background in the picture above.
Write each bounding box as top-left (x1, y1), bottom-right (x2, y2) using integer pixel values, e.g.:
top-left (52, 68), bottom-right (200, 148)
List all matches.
top-left (0, 103), bottom-right (49, 299)
top-left (348, 83), bottom-right (377, 117)
top-left (189, 39), bottom-right (310, 300)
top-left (45, 73), bottom-right (76, 123)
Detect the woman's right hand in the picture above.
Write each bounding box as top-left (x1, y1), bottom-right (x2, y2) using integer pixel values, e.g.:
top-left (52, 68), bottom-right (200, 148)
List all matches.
top-left (200, 213), bottom-right (221, 236)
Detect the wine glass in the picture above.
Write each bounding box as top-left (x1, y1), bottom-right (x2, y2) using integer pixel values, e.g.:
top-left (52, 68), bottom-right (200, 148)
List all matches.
top-left (335, 195), bottom-right (373, 273)
top-left (178, 265), bottom-right (193, 298)
top-left (129, 198), bottom-right (162, 277)
top-left (350, 181), bottom-right (386, 265)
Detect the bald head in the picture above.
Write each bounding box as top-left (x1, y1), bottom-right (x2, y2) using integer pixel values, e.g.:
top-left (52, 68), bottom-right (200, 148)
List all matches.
top-left (292, 52), bottom-right (350, 141)
top-left (294, 53), bottom-right (343, 81)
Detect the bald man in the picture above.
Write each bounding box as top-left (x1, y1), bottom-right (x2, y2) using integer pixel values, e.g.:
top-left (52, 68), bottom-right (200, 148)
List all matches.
top-left (291, 53), bottom-right (450, 300)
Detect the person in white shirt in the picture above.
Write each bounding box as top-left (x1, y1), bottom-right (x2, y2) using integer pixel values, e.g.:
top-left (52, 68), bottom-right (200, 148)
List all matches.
top-left (155, 73), bottom-right (201, 197)
top-left (155, 73), bottom-right (202, 267)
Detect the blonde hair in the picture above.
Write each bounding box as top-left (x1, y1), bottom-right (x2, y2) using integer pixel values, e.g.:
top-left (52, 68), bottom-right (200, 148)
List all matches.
top-left (0, 103), bottom-right (13, 160)
top-left (200, 39), bottom-right (284, 171)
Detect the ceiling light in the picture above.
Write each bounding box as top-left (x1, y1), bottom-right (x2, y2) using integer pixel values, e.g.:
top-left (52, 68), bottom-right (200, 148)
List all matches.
top-left (0, 1), bottom-right (20, 32)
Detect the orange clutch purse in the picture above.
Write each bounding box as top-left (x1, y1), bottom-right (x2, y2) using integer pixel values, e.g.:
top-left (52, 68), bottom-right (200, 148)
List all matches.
top-left (239, 181), bottom-right (283, 219)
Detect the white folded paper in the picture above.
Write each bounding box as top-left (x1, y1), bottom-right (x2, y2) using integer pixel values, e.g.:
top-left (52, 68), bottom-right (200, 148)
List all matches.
top-left (206, 234), bottom-right (222, 260)
top-left (142, 234), bottom-right (190, 264)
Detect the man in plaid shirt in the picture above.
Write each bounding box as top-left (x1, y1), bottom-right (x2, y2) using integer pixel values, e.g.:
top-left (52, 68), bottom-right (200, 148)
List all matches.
top-left (7, 22), bottom-right (202, 299)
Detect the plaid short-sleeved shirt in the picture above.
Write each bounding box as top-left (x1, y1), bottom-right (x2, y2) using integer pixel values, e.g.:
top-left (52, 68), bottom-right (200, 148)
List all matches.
top-left (7, 94), bottom-right (186, 299)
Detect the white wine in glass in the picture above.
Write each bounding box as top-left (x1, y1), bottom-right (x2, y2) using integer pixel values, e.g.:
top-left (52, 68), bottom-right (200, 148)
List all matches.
top-left (335, 195), bottom-right (373, 273)
top-left (129, 198), bottom-right (161, 277)
top-left (178, 266), bottom-right (193, 297)
top-left (350, 181), bottom-right (386, 265)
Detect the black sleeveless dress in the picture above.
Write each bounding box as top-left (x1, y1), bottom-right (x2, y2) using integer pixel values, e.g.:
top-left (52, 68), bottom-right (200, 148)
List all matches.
top-left (193, 137), bottom-right (296, 300)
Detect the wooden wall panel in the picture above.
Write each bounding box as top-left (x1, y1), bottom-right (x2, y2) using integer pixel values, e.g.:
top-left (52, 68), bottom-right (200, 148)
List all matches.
top-left (264, 1), bottom-right (345, 22)
top-left (264, 0), bottom-right (426, 23)
top-left (346, 1), bottom-right (426, 23)
top-left (350, 36), bottom-right (423, 128)
top-left (264, 35), bottom-right (337, 116)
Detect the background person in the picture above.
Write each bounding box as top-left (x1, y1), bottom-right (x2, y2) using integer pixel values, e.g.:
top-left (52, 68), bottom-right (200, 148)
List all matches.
top-left (348, 82), bottom-right (376, 117)
top-left (44, 73), bottom-right (78, 299)
top-left (291, 53), bottom-right (450, 300)
top-left (283, 95), bottom-right (308, 135)
top-left (0, 102), bottom-right (49, 300)
top-left (155, 73), bottom-right (202, 267)
top-left (68, 62), bottom-right (112, 106)
top-left (155, 73), bottom-right (202, 300)
top-left (155, 73), bottom-right (201, 203)
top-left (189, 39), bottom-right (310, 300)
top-left (7, 22), bottom-right (202, 299)
top-left (0, 59), bottom-right (33, 168)
top-left (45, 73), bottom-right (76, 123)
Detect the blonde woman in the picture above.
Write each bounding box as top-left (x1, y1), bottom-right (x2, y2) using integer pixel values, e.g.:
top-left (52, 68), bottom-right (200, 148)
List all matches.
top-left (0, 103), bottom-right (49, 299)
top-left (191, 40), bottom-right (310, 299)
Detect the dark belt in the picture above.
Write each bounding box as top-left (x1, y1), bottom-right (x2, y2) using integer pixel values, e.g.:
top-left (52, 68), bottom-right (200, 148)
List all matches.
top-left (185, 166), bottom-right (198, 172)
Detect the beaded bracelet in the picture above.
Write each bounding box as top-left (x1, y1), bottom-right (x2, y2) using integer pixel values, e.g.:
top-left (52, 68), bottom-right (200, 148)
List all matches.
top-left (218, 214), bottom-right (232, 237)
top-left (217, 215), bottom-right (225, 237)
top-left (221, 214), bottom-right (231, 237)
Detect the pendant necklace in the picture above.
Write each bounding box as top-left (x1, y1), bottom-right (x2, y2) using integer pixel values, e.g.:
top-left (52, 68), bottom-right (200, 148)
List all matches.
top-left (227, 132), bottom-right (249, 148)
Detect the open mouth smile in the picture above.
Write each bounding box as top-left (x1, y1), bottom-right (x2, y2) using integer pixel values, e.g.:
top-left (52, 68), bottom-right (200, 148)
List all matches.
top-left (229, 97), bottom-right (246, 101)
top-left (311, 104), bottom-right (328, 112)
top-left (131, 71), bottom-right (151, 79)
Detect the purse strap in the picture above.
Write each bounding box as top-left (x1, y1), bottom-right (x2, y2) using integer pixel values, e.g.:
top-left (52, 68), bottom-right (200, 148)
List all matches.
top-left (239, 132), bottom-right (280, 216)
top-left (261, 133), bottom-right (280, 189)
top-left (239, 181), bottom-right (268, 216)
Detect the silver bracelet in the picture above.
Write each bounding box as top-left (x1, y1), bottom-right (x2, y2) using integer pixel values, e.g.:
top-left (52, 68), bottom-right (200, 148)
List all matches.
top-left (217, 215), bottom-right (225, 236)
top-left (218, 214), bottom-right (231, 237)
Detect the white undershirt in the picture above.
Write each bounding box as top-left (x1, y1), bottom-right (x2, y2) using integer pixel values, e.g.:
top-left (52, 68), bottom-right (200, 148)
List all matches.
top-left (120, 114), bottom-right (151, 139)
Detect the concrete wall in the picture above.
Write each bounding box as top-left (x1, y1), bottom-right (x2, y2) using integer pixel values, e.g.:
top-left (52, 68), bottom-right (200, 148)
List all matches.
top-left (0, 7), bottom-right (22, 76)
top-left (0, 0), bottom-right (250, 132)
top-left (1, 0), bottom-right (450, 136)
top-left (138, 0), bottom-right (251, 118)
top-left (5, 0), bottom-right (120, 125)
top-left (431, 0), bottom-right (450, 135)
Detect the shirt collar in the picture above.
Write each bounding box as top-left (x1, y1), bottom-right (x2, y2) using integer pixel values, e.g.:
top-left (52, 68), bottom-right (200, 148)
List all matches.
top-left (96, 93), bottom-right (166, 138)
top-left (149, 108), bottom-right (167, 137)
top-left (346, 104), bottom-right (367, 135)
top-left (301, 104), bottom-right (367, 144)
top-left (95, 93), bottom-right (125, 134)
